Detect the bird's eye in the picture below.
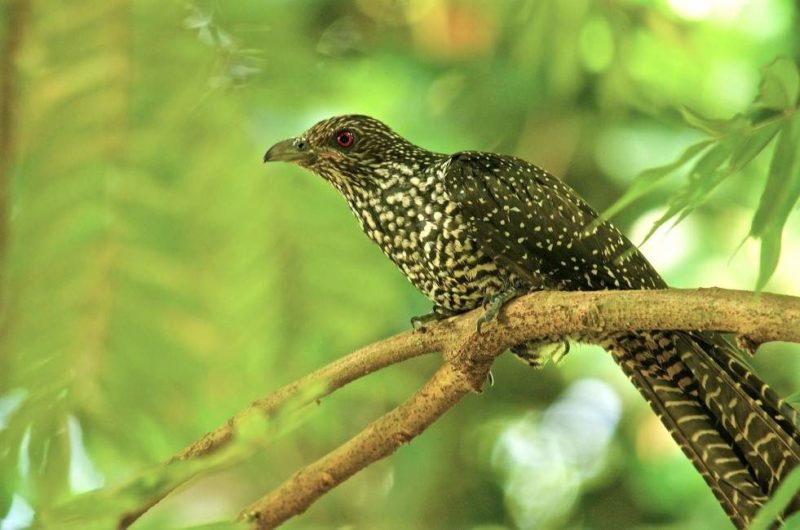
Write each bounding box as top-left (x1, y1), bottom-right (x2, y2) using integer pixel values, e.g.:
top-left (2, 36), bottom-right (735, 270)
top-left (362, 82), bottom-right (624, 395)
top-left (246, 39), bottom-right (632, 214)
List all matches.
top-left (335, 130), bottom-right (354, 148)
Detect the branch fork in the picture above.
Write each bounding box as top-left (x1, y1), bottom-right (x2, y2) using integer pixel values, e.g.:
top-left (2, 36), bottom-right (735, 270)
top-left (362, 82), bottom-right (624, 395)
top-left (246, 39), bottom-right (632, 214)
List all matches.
top-left (118, 288), bottom-right (800, 529)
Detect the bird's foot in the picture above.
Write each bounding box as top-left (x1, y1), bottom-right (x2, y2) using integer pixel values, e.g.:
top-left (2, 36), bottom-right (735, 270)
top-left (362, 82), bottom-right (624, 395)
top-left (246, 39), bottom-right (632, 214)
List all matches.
top-left (510, 344), bottom-right (545, 368)
top-left (511, 338), bottom-right (571, 369)
top-left (410, 312), bottom-right (439, 330)
top-left (476, 284), bottom-right (522, 334)
top-left (411, 306), bottom-right (457, 331)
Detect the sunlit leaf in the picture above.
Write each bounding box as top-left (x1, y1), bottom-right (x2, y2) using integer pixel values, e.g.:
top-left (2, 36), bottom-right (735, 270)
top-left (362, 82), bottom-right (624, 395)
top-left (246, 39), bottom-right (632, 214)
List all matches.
top-left (602, 139), bottom-right (714, 221)
top-left (35, 385), bottom-right (322, 529)
top-left (782, 510), bottom-right (800, 530)
top-left (755, 57), bottom-right (800, 111)
top-left (749, 114), bottom-right (800, 288)
top-left (34, 379), bottom-right (326, 529)
top-left (756, 227), bottom-right (783, 292)
top-left (749, 118), bottom-right (800, 237)
top-left (728, 121), bottom-right (782, 174)
top-left (690, 140), bottom-right (733, 179)
top-left (637, 201), bottom-right (682, 246)
top-left (787, 391), bottom-right (800, 409)
top-left (678, 107), bottom-right (748, 136)
top-left (183, 7), bottom-right (211, 30)
top-left (639, 141), bottom-right (734, 245)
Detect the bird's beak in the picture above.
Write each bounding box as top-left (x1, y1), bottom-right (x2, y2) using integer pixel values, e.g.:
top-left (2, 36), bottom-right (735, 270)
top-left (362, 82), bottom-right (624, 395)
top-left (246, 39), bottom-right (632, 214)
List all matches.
top-left (263, 137), bottom-right (312, 164)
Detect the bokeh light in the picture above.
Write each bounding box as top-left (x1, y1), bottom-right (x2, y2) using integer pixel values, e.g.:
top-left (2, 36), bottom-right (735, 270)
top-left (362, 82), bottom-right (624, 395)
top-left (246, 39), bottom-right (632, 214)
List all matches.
top-left (492, 379), bottom-right (621, 529)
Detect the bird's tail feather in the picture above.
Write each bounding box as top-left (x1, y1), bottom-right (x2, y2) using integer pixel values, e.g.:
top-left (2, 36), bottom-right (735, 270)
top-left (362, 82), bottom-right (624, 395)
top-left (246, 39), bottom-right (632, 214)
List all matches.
top-left (605, 331), bottom-right (800, 529)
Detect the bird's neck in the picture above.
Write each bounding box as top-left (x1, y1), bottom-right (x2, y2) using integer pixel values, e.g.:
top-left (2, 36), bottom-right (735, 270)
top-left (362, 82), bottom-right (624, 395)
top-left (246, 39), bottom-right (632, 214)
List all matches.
top-left (341, 160), bottom-right (441, 247)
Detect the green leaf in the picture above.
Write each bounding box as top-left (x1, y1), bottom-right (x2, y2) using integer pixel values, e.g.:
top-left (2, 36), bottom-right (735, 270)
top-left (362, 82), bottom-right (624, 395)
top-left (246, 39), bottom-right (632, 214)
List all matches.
top-left (755, 57), bottom-right (800, 111)
top-left (781, 510), bottom-right (800, 530)
top-left (749, 114), bottom-right (800, 289)
top-left (689, 140), bottom-right (733, 180)
top-left (751, 116), bottom-right (800, 237)
top-left (728, 121), bottom-right (782, 174)
top-left (35, 384), bottom-right (322, 530)
top-left (756, 227), bottom-right (783, 292)
top-left (679, 107), bottom-right (748, 136)
top-left (785, 391), bottom-right (800, 409)
top-left (174, 521), bottom-right (248, 530)
top-left (638, 141), bottom-right (734, 245)
top-left (750, 466), bottom-right (800, 530)
top-left (602, 139), bottom-right (714, 221)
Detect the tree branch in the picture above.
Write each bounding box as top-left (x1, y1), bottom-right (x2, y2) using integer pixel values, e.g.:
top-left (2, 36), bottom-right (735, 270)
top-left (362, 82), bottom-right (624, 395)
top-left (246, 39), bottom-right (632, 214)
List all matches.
top-left (241, 359), bottom-right (491, 529)
top-left (120, 287), bottom-right (800, 529)
top-left (173, 329), bottom-right (444, 461)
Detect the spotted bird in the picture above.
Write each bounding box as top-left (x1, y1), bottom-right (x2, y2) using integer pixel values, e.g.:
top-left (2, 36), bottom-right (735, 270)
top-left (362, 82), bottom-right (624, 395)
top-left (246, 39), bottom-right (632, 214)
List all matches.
top-left (264, 114), bottom-right (800, 528)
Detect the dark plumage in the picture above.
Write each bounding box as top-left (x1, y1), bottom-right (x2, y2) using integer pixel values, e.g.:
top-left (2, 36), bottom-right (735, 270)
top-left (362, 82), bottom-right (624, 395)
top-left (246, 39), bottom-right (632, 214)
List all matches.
top-left (264, 114), bottom-right (800, 528)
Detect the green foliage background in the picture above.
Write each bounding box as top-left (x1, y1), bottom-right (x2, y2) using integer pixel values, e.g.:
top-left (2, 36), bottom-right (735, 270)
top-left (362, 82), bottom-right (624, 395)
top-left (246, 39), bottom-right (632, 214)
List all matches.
top-left (1, 1), bottom-right (799, 529)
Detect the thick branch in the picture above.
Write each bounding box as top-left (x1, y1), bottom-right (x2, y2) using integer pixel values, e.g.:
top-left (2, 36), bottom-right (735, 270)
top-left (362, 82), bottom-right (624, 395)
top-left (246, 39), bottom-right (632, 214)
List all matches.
top-left (493, 286), bottom-right (800, 346)
top-left (241, 288), bottom-right (799, 529)
top-left (121, 288), bottom-right (800, 529)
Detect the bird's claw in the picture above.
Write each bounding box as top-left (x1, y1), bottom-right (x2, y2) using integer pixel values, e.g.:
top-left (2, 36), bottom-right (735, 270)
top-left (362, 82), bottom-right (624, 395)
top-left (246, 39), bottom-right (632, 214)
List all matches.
top-left (510, 338), bottom-right (571, 368)
top-left (411, 307), bottom-right (456, 331)
top-left (475, 310), bottom-right (495, 334)
top-left (475, 285), bottom-right (520, 334)
top-left (410, 315), bottom-right (430, 331)
top-left (553, 339), bottom-right (571, 364)
top-left (480, 291), bottom-right (492, 311)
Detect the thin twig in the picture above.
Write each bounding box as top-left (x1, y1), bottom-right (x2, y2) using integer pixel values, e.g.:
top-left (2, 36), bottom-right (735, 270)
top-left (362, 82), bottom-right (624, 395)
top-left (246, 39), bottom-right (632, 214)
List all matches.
top-left (174, 327), bottom-right (447, 461)
top-left (117, 328), bottom-right (443, 528)
top-left (241, 358), bottom-right (494, 528)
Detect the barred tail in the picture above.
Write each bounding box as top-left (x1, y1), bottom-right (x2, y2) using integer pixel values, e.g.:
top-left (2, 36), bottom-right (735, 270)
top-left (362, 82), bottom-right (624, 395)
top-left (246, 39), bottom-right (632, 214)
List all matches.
top-left (606, 331), bottom-right (800, 528)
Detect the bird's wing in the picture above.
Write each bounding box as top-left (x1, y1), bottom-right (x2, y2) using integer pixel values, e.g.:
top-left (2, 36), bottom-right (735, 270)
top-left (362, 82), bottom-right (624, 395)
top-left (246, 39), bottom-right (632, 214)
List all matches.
top-left (445, 151), bottom-right (800, 525)
top-left (443, 152), bottom-right (800, 526)
top-left (442, 151), bottom-right (665, 290)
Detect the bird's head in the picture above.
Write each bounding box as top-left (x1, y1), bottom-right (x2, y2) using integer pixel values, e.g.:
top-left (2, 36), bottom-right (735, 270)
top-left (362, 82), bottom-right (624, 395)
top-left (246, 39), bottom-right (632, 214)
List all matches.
top-left (263, 115), bottom-right (438, 193)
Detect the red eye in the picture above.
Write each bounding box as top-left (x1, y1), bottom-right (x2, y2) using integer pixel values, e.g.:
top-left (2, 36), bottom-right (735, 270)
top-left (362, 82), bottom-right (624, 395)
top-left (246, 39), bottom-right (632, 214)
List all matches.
top-left (336, 129), bottom-right (354, 148)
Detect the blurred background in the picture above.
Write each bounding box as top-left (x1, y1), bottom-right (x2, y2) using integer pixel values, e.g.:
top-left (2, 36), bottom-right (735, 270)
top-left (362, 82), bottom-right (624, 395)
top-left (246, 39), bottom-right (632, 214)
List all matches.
top-left (1, 0), bottom-right (799, 529)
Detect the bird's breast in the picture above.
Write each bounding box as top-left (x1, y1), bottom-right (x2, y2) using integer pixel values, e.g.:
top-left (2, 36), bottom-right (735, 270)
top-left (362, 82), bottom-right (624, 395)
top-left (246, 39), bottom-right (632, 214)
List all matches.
top-left (348, 177), bottom-right (507, 312)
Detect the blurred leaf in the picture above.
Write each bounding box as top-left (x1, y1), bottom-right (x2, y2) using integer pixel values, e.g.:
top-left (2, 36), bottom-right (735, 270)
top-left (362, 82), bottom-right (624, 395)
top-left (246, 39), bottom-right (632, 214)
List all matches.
top-left (787, 391), bottom-right (800, 409)
top-left (729, 121), bottom-right (781, 173)
top-left (35, 383), bottom-right (323, 530)
top-left (174, 522), bottom-right (248, 530)
top-left (678, 107), bottom-right (748, 136)
top-left (756, 228), bottom-right (783, 292)
top-left (183, 7), bottom-right (211, 30)
top-left (749, 114), bottom-right (800, 289)
top-left (602, 139), bottom-right (713, 221)
top-left (625, 59), bottom-right (800, 287)
top-left (692, 139), bottom-right (734, 177)
top-left (750, 466), bottom-right (800, 530)
top-left (783, 511), bottom-right (800, 530)
top-left (750, 115), bottom-right (800, 237)
top-left (639, 141), bottom-right (734, 245)
top-left (2, 3), bottom-right (799, 530)
top-left (755, 57), bottom-right (800, 111)
top-left (0, 2), bottom-right (135, 513)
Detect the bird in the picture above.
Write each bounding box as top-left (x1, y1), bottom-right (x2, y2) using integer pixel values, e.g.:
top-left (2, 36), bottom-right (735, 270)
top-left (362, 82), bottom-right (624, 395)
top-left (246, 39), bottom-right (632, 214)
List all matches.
top-left (263, 114), bottom-right (800, 528)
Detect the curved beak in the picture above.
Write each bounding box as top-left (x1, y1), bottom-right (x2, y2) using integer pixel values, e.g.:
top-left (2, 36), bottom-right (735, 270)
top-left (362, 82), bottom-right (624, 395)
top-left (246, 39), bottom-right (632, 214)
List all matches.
top-left (263, 137), bottom-right (312, 164)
